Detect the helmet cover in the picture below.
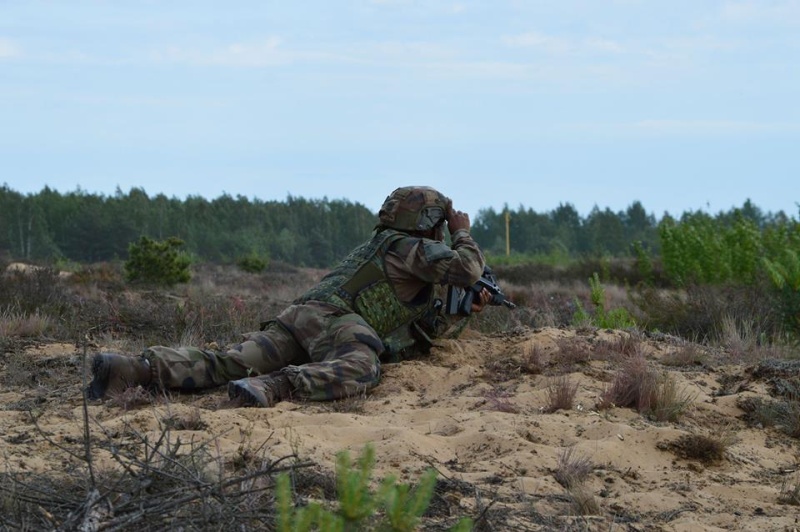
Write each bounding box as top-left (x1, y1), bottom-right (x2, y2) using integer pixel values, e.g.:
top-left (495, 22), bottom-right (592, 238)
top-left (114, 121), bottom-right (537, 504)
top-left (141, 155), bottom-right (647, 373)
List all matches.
top-left (378, 186), bottom-right (452, 232)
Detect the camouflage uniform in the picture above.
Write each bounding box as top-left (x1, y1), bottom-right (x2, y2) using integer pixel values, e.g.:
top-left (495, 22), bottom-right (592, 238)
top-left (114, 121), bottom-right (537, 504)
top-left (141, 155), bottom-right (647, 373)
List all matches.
top-left (141, 187), bottom-right (485, 401)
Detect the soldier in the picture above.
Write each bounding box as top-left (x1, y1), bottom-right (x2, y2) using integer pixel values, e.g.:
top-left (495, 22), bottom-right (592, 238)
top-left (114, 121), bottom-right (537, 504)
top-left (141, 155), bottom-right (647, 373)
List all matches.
top-left (87, 186), bottom-right (490, 407)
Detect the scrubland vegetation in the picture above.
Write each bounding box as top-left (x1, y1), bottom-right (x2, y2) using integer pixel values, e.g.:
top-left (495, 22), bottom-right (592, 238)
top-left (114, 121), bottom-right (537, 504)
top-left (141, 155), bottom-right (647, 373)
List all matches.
top-left (1, 192), bottom-right (799, 530)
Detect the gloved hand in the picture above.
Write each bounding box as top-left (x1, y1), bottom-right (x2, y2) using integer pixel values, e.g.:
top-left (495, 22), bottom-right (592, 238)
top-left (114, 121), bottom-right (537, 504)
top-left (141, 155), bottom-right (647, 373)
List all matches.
top-left (447, 209), bottom-right (471, 234)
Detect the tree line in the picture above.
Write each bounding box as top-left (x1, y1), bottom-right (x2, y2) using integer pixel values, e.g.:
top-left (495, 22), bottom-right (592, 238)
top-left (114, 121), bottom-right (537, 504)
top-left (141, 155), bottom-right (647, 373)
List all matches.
top-left (0, 185), bottom-right (374, 267)
top-left (471, 199), bottom-right (795, 260)
top-left (0, 184), bottom-right (796, 269)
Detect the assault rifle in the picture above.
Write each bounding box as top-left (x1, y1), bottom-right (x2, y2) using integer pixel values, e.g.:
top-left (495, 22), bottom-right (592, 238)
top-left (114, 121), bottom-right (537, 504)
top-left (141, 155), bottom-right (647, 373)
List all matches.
top-left (445, 265), bottom-right (516, 316)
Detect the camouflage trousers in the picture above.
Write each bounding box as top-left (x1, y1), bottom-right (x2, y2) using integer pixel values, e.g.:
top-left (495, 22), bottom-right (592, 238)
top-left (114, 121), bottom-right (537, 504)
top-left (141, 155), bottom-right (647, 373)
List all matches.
top-left (144, 301), bottom-right (384, 401)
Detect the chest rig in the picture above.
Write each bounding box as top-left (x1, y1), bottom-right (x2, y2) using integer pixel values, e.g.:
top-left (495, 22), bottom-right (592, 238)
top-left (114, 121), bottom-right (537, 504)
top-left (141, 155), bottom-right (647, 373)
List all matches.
top-left (296, 229), bottom-right (434, 355)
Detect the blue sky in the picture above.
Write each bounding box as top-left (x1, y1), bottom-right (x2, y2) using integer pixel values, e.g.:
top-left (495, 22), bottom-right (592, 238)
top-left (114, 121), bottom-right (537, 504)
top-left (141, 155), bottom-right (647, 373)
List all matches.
top-left (1, 1), bottom-right (798, 220)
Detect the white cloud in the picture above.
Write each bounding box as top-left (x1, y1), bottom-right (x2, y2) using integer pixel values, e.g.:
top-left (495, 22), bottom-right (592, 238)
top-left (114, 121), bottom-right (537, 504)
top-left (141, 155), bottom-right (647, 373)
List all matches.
top-left (0, 38), bottom-right (21, 59)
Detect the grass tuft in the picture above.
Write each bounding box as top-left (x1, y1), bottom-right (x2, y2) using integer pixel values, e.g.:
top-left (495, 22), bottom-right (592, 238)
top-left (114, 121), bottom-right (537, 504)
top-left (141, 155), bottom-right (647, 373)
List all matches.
top-left (544, 375), bottom-right (579, 413)
top-left (553, 446), bottom-right (594, 489)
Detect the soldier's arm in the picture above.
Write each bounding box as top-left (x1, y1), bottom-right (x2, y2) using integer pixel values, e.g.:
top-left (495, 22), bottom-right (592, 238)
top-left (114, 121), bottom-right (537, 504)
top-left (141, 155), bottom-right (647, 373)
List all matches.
top-left (386, 230), bottom-right (484, 289)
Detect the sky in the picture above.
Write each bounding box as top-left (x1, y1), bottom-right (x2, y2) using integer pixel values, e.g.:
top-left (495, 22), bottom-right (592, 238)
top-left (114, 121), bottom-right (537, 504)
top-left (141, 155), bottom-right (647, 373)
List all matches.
top-left (1, 0), bottom-right (799, 220)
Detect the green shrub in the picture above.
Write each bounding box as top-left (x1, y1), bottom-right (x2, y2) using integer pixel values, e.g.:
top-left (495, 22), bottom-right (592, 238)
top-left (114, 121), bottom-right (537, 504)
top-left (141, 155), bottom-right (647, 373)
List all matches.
top-left (763, 249), bottom-right (800, 337)
top-left (125, 236), bottom-right (191, 286)
top-left (572, 272), bottom-right (636, 329)
top-left (275, 444), bottom-right (472, 531)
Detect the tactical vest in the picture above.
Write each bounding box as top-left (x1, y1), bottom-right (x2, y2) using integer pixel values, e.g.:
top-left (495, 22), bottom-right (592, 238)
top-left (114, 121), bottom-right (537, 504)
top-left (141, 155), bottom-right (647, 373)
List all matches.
top-left (296, 229), bottom-right (433, 355)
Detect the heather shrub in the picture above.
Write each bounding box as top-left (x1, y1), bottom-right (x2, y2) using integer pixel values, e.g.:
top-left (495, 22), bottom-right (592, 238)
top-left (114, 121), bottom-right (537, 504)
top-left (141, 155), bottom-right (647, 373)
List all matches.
top-left (631, 282), bottom-right (778, 344)
top-left (0, 266), bottom-right (69, 316)
top-left (69, 261), bottom-right (126, 291)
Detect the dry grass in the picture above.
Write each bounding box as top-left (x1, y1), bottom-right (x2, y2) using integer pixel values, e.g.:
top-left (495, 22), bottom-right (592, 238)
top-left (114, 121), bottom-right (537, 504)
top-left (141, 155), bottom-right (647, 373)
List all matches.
top-left (0, 412), bottom-right (310, 531)
top-left (553, 337), bottom-right (592, 368)
top-left (161, 408), bottom-right (208, 431)
top-left (592, 334), bottom-right (644, 362)
top-left (544, 375), bottom-right (579, 413)
top-left (599, 355), bottom-right (693, 422)
top-left (598, 355), bottom-right (656, 411)
top-left (661, 343), bottom-right (709, 367)
top-left (779, 473), bottom-right (800, 506)
top-left (739, 395), bottom-right (800, 438)
top-left (650, 374), bottom-right (695, 422)
top-left (718, 314), bottom-right (763, 363)
top-left (482, 352), bottom-right (524, 383)
top-left (520, 343), bottom-right (547, 375)
top-left (484, 387), bottom-right (520, 413)
top-left (0, 309), bottom-right (52, 337)
top-left (662, 427), bottom-right (738, 464)
top-left (567, 486), bottom-right (600, 516)
top-left (553, 446), bottom-right (594, 488)
top-left (105, 386), bottom-right (154, 410)
top-left (322, 395), bottom-right (369, 414)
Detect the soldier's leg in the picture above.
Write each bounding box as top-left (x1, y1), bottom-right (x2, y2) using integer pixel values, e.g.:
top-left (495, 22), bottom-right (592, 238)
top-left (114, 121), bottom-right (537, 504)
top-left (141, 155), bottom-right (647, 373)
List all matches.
top-left (282, 312), bottom-right (385, 401)
top-left (145, 321), bottom-right (308, 391)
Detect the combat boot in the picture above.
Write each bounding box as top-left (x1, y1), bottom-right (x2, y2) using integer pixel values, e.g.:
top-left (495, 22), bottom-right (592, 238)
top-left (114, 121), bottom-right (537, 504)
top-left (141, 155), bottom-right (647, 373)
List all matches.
top-left (86, 353), bottom-right (152, 399)
top-left (228, 372), bottom-right (293, 407)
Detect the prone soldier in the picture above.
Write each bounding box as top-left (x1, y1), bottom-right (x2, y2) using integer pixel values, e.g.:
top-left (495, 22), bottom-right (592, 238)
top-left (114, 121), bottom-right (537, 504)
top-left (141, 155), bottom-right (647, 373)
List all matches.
top-left (87, 186), bottom-right (498, 407)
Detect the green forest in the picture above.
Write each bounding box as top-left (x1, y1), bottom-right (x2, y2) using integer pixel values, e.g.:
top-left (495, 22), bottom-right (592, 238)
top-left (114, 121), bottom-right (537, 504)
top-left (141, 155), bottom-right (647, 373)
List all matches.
top-left (2, 184), bottom-right (796, 271)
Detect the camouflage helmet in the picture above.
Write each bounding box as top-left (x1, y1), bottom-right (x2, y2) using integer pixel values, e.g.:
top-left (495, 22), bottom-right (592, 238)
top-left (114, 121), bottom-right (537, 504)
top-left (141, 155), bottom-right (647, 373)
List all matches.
top-left (378, 186), bottom-right (452, 232)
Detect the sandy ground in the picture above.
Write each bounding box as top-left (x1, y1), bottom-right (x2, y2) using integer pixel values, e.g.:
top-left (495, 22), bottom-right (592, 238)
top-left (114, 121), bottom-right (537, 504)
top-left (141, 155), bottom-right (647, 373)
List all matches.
top-left (2, 327), bottom-right (800, 531)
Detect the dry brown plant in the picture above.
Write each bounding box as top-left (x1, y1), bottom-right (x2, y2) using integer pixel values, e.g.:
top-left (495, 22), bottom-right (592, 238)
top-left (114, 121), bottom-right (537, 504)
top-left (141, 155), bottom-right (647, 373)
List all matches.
top-left (718, 314), bottom-right (761, 363)
top-left (599, 354), bottom-right (657, 411)
top-left (484, 387), bottom-right (520, 413)
top-left (544, 375), bottom-right (579, 413)
top-left (554, 337), bottom-right (592, 368)
top-left (592, 334), bottom-right (644, 362)
top-left (600, 355), bottom-right (693, 421)
top-left (161, 408), bottom-right (208, 431)
top-left (106, 386), bottom-right (153, 411)
top-left (0, 309), bottom-right (52, 338)
top-left (779, 473), bottom-right (800, 506)
top-left (650, 374), bottom-right (695, 422)
top-left (661, 344), bottom-right (709, 367)
top-left (553, 446), bottom-right (594, 488)
top-left (662, 427), bottom-right (737, 464)
top-left (567, 486), bottom-right (600, 516)
top-left (520, 343), bottom-right (547, 375)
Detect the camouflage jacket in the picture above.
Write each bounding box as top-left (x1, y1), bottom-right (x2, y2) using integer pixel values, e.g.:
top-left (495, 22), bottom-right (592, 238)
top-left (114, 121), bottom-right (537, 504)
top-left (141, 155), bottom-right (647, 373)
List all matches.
top-left (296, 227), bottom-right (485, 358)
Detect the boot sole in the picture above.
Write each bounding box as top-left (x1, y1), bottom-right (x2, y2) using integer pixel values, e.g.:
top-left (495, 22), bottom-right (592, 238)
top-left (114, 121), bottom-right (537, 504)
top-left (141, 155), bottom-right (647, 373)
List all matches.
top-left (228, 380), bottom-right (271, 407)
top-left (86, 354), bottom-right (111, 400)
